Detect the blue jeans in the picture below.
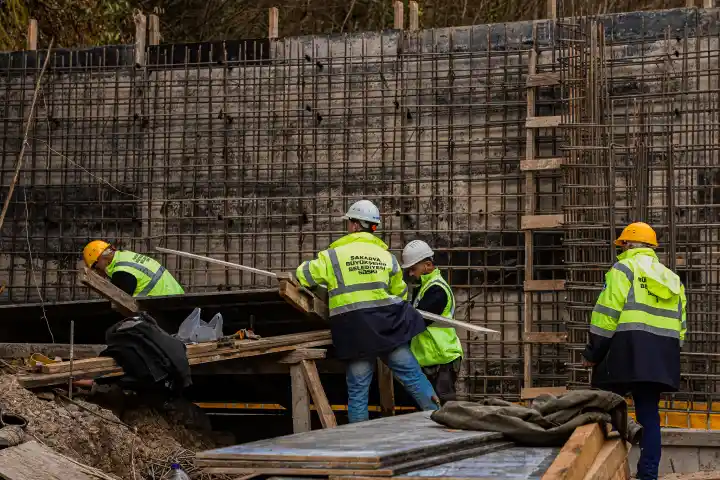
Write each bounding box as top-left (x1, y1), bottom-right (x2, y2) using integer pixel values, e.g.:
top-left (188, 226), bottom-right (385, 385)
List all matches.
top-left (632, 387), bottom-right (662, 480)
top-left (346, 343), bottom-right (439, 423)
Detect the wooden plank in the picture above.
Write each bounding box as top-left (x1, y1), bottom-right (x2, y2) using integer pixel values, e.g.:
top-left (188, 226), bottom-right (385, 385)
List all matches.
top-left (520, 157), bottom-right (563, 171)
top-left (521, 214), bottom-right (564, 230)
top-left (277, 275), bottom-right (328, 321)
top-left (291, 363), bottom-right (311, 433)
top-left (393, 1), bottom-right (404, 30)
top-left (0, 440), bottom-right (100, 480)
top-left (526, 72), bottom-right (560, 87)
top-left (301, 359), bottom-right (337, 429)
top-left (268, 7), bottom-right (279, 39)
top-left (278, 348), bottom-right (327, 364)
top-left (0, 343), bottom-right (104, 359)
top-left (526, 115), bottom-right (562, 128)
top-left (377, 359), bottom-right (395, 417)
top-left (521, 386), bottom-right (568, 400)
top-left (408, 1), bottom-right (419, 31)
top-left (27, 19), bottom-right (38, 51)
top-left (134, 11), bottom-right (147, 66)
top-left (41, 356), bottom-right (115, 374)
top-left (79, 267), bottom-right (139, 317)
top-left (524, 332), bottom-right (568, 344)
top-left (148, 13), bottom-right (160, 45)
top-left (542, 424), bottom-right (605, 480)
top-left (524, 280), bottom-right (566, 291)
top-left (704, 0), bottom-right (713, 8)
top-left (547, 0), bottom-right (557, 20)
top-left (582, 438), bottom-right (629, 480)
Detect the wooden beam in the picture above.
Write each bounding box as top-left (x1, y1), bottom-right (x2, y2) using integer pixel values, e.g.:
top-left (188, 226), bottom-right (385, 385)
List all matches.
top-left (521, 214), bottom-right (564, 230)
top-left (524, 279), bottom-right (566, 291)
top-left (543, 424), bottom-right (605, 480)
top-left (408, 1), bottom-right (419, 31)
top-left (377, 359), bottom-right (395, 417)
top-left (79, 267), bottom-right (139, 317)
top-left (27, 19), bottom-right (38, 51)
top-left (524, 332), bottom-right (568, 344)
top-left (521, 386), bottom-right (568, 399)
top-left (277, 348), bottom-right (327, 364)
top-left (704, 0), bottom-right (713, 8)
top-left (520, 157), bottom-right (563, 171)
top-left (277, 274), bottom-right (329, 321)
top-left (393, 1), bottom-right (404, 30)
top-left (290, 363), bottom-right (311, 433)
top-left (582, 438), bottom-right (629, 480)
top-left (134, 12), bottom-right (147, 66)
top-left (268, 7), bottom-right (279, 39)
top-left (526, 72), bottom-right (560, 87)
top-left (526, 115), bottom-right (562, 128)
top-left (300, 359), bottom-right (337, 429)
top-left (0, 343), bottom-right (104, 360)
top-left (148, 14), bottom-right (160, 45)
top-left (546, 0), bottom-right (558, 20)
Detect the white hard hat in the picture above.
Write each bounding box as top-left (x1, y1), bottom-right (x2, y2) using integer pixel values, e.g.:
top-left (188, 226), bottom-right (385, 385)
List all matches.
top-left (342, 200), bottom-right (381, 226)
top-left (401, 240), bottom-right (434, 268)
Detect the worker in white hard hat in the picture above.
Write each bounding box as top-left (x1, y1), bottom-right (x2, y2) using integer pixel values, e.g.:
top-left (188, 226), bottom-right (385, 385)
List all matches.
top-left (401, 240), bottom-right (463, 403)
top-left (295, 200), bottom-right (439, 423)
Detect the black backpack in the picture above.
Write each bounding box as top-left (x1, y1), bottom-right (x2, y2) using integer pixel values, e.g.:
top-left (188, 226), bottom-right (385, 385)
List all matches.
top-left (100, 312), bottom-right (192, 393)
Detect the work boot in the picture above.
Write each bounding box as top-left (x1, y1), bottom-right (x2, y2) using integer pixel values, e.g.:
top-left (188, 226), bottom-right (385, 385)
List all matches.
top-left (0, 426), bottom-right (24, 449)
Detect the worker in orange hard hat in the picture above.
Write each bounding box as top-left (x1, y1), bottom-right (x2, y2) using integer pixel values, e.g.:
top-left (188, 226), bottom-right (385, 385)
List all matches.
top-left (83, 240), bottom-right (184, 298)
top-left (583, 222), bottom-right (684, 480)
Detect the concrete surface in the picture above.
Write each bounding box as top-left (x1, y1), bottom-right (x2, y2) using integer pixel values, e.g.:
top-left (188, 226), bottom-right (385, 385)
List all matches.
top-left (629, 429), bottom-right (720, 476)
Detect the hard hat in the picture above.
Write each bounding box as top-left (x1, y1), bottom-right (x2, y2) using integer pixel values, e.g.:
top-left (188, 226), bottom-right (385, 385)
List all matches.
top-left (401, 240), bottom-right (434, 268)
top-left (614, 222), bottom-right (658, 247)
top-left (83, 240), bottom-right (111, 267)
top-left (342, 200), bottom-right (381, 226)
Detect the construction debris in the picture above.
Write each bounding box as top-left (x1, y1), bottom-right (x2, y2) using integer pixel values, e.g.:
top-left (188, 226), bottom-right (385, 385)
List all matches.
top-left (0, 374), bottom-right (232, 479)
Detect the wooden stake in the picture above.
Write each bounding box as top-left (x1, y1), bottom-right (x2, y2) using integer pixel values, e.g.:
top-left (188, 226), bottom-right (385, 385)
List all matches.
top-left (134, 12), bottom-right (147, 66)
top-left (290, 364), bottom-right (311, 432)
top-left (393, 1), bottom-right (404, 30)
top-left (27, 19), bottom-right (38, 51)
top-left (408, 1), bottom-right (419, 31)
top-left (148, 14), bottom-right (160, 46)
top-left (268, 7), bottom-right (279, 39)
top-left (377, 359), bottom-right (395, 417)
top-left (546, 0), bottom-right (558, 20)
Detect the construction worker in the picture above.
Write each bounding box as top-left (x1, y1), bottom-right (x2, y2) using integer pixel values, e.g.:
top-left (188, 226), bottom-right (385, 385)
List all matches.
top-left (295, 200), bottom-right (439, 423)
top-left (582, 222), bottom-right (685, 480)
top-left (82, 240), bottom-right (185, 297)
top-left (401, 240), bottom-right (463, 404)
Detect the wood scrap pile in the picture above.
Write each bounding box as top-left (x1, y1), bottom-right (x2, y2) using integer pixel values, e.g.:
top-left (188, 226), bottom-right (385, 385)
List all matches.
top-left (196, 412), bottom-right (632, 480)
top-left (16, 330), bottom-right (332, 388)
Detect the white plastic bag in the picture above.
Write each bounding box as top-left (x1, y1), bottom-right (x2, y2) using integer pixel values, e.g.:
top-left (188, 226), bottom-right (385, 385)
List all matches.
top-left (176, 308), bottom-right (224, 343)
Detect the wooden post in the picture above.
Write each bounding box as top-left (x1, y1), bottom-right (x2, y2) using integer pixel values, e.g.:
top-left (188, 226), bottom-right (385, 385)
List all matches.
top-left (134, 12), bottom-right (147, 66)
top-left (546, 0), bottom-right (557, 20)
top-left (408, 1), bottom-right (419, 31)
top-left (377, 359), bottom-right (395, 417)
top-left (300, 360), bottom-right (337, 429)
top-left (686, 0), bottom-right (695, 6)
top-left (290, 364), bottom-right (311, 432)
top-left (268, 7), bottom-right (279, 39)
top-left (27, 19), bottom-right (38, 51)
top-left (393, 1), bottom-right (404, 30)
top-left (704, 0), bottom-right (713, 8)
top-left (148, 14), bottom-right (160, 46)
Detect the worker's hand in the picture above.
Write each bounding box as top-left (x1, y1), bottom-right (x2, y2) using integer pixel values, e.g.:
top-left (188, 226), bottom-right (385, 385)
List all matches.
top-left (582, 358), bottom-right (596, 368)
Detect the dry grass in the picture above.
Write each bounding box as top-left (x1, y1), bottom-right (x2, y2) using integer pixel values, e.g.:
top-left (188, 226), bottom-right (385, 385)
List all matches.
top-left (0, 0), bottom-right (691, 51)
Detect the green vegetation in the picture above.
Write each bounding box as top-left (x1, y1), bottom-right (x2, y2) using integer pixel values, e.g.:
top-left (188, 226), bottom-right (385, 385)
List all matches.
top-left (0, 0), bottom-right (687, 51)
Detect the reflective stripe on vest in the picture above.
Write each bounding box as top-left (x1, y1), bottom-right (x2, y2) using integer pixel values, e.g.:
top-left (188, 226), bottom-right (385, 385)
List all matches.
top-left (596, 261), bottom-right (683, 340)
top-left (413, 278), bottom-right (455, 318)
top-left (324, 246), bottom-right (403, 316)
top-left (114, 261), bottom-right (167, 296)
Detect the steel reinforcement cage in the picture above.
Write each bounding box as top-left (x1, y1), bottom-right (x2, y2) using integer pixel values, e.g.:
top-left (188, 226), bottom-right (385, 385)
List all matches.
top-left (0, 7), bottom-right (719, 417)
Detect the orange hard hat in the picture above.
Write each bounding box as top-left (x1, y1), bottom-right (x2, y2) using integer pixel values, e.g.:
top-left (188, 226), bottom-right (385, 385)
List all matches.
top-left (614, 222), bottom-right (658, 247)
top-left (83, 240), bottom-right (111, 267)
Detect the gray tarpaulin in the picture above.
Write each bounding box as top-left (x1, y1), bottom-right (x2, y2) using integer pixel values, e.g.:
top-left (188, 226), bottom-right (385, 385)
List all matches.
top-left (430, 390), bottom-right (642, 447)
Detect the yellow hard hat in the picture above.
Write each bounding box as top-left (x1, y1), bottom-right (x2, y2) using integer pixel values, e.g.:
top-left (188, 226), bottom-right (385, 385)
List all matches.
top-left (83, 240), bottom-right (111, 267)
top-left (614, 222), bottom-right (658, 247)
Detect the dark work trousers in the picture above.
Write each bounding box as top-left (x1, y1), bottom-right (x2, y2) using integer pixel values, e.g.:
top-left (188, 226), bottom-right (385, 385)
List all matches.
top-left (610, 383), bottom-right (663, 480)
top-left (422, 358), bottom-right (462, 404)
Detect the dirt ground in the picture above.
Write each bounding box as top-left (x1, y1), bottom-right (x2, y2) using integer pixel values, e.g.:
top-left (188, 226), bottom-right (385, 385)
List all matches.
top-left (0, 374), bottom-right (235, 479)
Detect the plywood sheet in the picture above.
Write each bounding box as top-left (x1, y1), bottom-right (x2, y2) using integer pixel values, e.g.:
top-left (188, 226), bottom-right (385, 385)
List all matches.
top-left (197, 412), bottom-right (502, 467)
top-left (0, 441), bottom-right (99, 480)
top-left (395, 446), bottom-right (560, 480)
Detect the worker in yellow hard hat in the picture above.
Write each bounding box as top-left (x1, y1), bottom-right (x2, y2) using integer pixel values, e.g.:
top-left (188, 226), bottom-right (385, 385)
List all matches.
top-left (83, 240), bottom-right (184, 297)
top-left (582, 222), bottom-right (685, 480)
